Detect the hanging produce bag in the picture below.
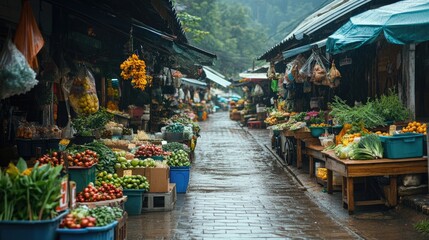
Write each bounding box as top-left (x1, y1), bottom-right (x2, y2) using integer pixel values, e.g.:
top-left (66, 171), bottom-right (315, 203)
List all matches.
top-left (0, 37), bottom-right (38, 100)
top-left (14, 0), bottom-right (45, 70)
top-left (252, 84), bottom-right (264, 97)
top-left (68, 66), bottom-right (99, 115)
top-left (285, 55), bottom-right (305, 83)
top-left (328, 60), bottom-right (341, 88)
top-left (267, 62), bottom-right (276, 79)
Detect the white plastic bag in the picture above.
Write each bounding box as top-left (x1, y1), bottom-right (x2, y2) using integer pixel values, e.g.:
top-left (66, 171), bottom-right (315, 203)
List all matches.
top-left (252, 84), bottom-right (264, 97)
top-left (0, 38), bottom-right (38, 99)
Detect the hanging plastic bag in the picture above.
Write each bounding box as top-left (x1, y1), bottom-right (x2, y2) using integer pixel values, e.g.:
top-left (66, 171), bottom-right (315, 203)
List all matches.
top-left (68, 66), bottom-right (99, 115)
top-left (299, 52), bottom-right (316, 79)
top-left (252, 84), bottom-right (264, 97)
top-left (0, 37), bottom-right (38, 100)
top-left (311, 51), bottom-right (330, 85)
top-left (267, 62), bottom-right (276, 79)
top-left (14, 0), bottom-right (44, 70)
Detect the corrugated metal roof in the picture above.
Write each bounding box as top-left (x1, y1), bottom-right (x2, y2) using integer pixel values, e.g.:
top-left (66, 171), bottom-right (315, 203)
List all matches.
top-left (283, 38), bottom-right (327, 59)
top-left (203, 66), bottom-right (231, 88)
top-left (258, 0), bottom-right (372, 60)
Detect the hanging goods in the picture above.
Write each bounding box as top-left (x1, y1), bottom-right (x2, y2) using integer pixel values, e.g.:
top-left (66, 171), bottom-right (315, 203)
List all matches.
top-left (14, 0), bottom-right (45, 70)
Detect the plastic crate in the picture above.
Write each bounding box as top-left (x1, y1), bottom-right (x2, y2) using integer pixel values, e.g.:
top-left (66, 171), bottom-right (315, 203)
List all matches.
top-left (68, 164), bottom-right (97, 193)
top-left (123, 189), bottom-right (145, 216)
top-left (309, 127), bottom-right (326, 137)
top-left (379, 133), bottom-right (424, 159)
top-left (57, 221), bottom-right (117, 240)
top-left (0, 210), bottom-right (68, 240)
top-left (169, 166), bottom-right (190, 193)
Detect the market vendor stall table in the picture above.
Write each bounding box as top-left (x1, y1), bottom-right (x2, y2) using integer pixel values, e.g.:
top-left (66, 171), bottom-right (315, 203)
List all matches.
top-left (292, 130), bottom-right (313, 169)
top-left (304, 144), bottom-right (326, 177)
top-left (323, 151), bottom-right (427, 214)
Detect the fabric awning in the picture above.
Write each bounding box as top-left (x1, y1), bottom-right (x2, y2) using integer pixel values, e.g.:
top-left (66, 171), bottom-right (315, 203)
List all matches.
top-left (283, 39), bottom-right (327, 59)
top-left (327, 0), bottom-right (429, 54)
top-left (180, 78), bottom-right (207, 89)
top-left (203, 66), bottom-right (231, 88)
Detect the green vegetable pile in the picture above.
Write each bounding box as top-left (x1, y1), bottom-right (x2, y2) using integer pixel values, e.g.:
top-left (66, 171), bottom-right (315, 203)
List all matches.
top-left (166, 123), bottom-right (185, 133)
top-left (89, 206), bottom-right (123, 226)
top-left (0, 159), bottom-right (62, 221)
top-left (349, 134), bottom-right (383, 160)
top-left (162, 142), bottom-right (190, 153)
top-left (166, 149), bottom-right (190, 167)
top-left (373, 88), bottom-right (411, 122)
top-left (329, 96), bottom-right (385, 128)
top-left (72, 108), bottom-right (113, 136)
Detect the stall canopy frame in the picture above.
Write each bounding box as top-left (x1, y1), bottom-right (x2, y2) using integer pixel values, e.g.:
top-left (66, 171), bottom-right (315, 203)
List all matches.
top-left (202, 66), bottom-right (231, 88)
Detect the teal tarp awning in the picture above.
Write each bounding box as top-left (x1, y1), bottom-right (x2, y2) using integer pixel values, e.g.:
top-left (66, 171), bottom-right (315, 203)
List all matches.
top-left (327, 0), bottom-right (429, 54)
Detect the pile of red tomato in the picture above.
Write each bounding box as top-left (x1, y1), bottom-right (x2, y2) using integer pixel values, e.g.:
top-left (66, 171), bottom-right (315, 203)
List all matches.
top-left (76, 183), bottom-right (123, 202)
top-left (60, 213), bottom-right (96, 229)
top-left (36, 150), bottom-right (98, 168)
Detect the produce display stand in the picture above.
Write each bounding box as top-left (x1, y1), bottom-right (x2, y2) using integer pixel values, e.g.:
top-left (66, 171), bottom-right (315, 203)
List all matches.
top-left (323, 150), bottom-right (427, 214)
top-left (292, 129), bottom-right (314, 169)
top-left (304, 144), bottom-right (325, 177)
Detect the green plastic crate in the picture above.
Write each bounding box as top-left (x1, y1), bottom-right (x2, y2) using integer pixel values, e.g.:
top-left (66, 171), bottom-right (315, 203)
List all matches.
top-left (68, 164), bottom-right (97, 193)
top-left (379, 133), bottom-right (424, 159)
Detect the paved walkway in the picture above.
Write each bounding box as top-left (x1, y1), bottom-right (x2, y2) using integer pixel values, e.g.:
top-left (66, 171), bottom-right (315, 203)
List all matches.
top-left (127, 111), bottom-right (428, 239)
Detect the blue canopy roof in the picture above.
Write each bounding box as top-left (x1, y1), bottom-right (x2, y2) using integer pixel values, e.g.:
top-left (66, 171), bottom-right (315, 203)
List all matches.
top-left (327, 0), bottom-right (429, 54)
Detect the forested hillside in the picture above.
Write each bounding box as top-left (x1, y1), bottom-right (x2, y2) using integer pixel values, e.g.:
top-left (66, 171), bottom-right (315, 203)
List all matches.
top-left (175, 0), bottom-right (327, 79)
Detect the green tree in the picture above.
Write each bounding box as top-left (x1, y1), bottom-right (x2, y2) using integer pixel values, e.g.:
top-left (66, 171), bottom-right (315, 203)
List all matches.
top-left (175, 0), bottom-right (268, 79)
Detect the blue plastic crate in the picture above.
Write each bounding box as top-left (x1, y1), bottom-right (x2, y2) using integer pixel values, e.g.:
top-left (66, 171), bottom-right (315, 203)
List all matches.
top-left (123, 189), bottom-right (145, 216)
top-left (57, 221), bottom-right (117, 240)
top-left (170, 166), bottom-right (190, 193)
top-left (379, 133), bottom-right (424, 159)
top-left (0, 210), bottom-right (68, 240)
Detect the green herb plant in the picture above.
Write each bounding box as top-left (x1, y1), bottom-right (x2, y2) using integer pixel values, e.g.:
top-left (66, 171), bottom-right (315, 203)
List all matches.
top-left (373, 88), bottom-right (412, 122)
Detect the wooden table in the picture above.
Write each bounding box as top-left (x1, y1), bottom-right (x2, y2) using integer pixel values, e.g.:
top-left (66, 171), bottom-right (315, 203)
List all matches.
top-left (323, 151), bottom-right (427, 214)
top-left (292, 131), bottom-right (313, 169)
top-left (305, 144), bottom-right (326, 177)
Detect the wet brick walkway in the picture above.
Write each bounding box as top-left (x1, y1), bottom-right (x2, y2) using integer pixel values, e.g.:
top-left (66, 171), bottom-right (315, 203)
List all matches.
top-left (127, 112), bottom-right (360, 239)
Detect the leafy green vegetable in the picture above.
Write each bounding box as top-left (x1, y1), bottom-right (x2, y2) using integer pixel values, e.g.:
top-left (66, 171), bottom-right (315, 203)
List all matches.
top-left (0, 159), bottom-right (63, 221)
top-left (162, 142), bottom-right (190, 153)
top-left (349, 134), bottom-right (383, 160)
top-left (72, 108), bottom-right (113, 136)
top-left (373, 88), bottom-right (411, 122)
top-left (414, 219), bottom-right (429, 236)
top-left (329, 96), bottom-right (385, 128)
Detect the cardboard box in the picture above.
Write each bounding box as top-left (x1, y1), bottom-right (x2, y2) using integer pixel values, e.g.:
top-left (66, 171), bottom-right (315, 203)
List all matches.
top-left (116, 167), bottom-right (170, 193)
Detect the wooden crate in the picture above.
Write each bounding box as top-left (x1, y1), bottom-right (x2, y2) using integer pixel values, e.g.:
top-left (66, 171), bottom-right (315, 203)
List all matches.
top-left (115, 212), bottom-right (128, 240)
